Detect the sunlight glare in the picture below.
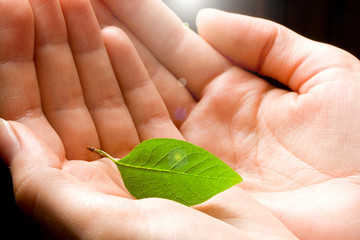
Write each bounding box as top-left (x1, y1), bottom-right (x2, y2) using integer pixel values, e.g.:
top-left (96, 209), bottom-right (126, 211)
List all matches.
top-left (169, 0), bottom-right (206, 12)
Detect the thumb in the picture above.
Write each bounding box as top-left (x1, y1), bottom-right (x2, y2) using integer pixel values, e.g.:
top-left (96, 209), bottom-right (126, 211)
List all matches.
top-left (196, 8), bottom-right (358, 93)
top-left (0, 119), bottom-right (62, 213)
top-left (0, 119), bottom-right (125, 238)
top-left (0, 119), bottom-right (113, 238)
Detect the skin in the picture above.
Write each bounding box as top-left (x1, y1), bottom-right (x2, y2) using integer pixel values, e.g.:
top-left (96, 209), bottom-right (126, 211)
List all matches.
top-left (92, 1), bottom-right (360, 239)
top-left (0, 0), bottom-right (359, 239)
top-left (0, 0), bottom-right (296, 239)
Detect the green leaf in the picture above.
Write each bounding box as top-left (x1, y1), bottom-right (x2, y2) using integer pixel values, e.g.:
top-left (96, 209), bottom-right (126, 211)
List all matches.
top-left (88, 138), bottom-right (242, 206)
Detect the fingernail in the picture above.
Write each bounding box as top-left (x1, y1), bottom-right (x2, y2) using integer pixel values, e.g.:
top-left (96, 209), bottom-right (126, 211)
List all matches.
top-left (0, 119), bottom-right (19, 165)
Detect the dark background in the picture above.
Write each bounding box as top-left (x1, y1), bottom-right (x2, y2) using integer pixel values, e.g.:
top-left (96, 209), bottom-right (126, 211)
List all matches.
top-left (163, 0), bottom-right (360, 58)
top-left (1, 0), bottom-right (359, 239)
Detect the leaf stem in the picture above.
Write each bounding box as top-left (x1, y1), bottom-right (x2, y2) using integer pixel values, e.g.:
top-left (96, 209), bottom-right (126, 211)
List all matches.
top-left (86, 146), bottom-right (116, 162)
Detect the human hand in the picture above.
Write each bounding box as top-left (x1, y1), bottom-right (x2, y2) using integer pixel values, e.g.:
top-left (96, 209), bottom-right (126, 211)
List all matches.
top-left (0, 0), bottom-right (296, 239)
top-left (95, 1), bottom-right (360, 239)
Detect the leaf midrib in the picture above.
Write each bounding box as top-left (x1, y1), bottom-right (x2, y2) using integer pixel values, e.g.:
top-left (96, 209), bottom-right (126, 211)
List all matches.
top-left (115, 161), bottom-right (241, 181)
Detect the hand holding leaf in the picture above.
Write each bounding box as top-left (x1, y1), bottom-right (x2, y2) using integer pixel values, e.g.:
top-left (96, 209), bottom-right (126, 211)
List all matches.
top-left (0, 0), bottom-right (301, 238)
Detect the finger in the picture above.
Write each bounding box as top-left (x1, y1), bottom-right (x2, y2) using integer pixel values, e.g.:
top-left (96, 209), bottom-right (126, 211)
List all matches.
top-left (102, 27), bottom-right (183, 140)
top-left (90, 0), bottom-right (195, 126)
top-left (29, 0), bottom-right (99, 160)
top-left (100, 0), bottom-right (231, 99)
top-left (0, 0), bottom-right (37, 119)
top-left (0, 0), bottom-right (64, 158)
top-left (196, 8), bottom-right (360, 93)
top-left (59, 0), bottom-right (139, 157)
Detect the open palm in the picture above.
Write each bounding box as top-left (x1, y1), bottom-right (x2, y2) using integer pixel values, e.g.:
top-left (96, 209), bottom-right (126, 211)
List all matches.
top-left (0, 0), bottom-right (300, 239)
top-left (93, 0), bottom-right (360, 239)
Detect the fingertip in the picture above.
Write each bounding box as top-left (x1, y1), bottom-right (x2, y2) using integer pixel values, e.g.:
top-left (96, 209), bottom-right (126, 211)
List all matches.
top-left (196, 8), bottom-right (218, 30)
top-left (101, 26), bottom-right (133, 53)
top-left (101, 26), bottom-right (115, 44)
top-left (100, 25), bottom-right (115, 34)
top-left (101, 26), bottom-right (128, 42)
top-left (101, 26), bottom-right (143, 75)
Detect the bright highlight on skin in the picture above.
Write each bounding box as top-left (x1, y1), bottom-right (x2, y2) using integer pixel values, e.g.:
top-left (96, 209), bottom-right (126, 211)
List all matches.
top-left (168, 0), bottom-right (206, 11)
